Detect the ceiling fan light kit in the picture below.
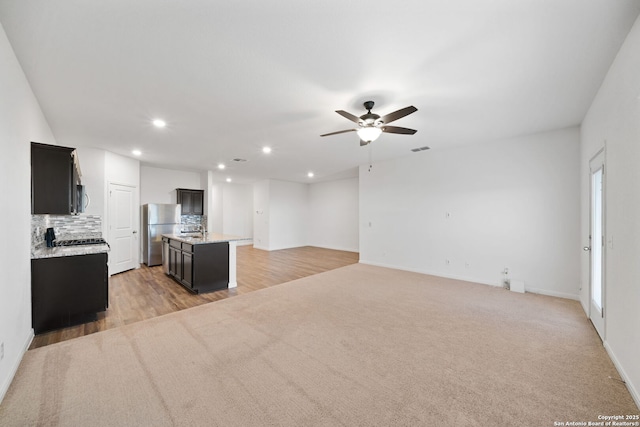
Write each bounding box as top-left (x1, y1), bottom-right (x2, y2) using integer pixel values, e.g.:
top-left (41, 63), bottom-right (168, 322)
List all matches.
top-left (321, 101), bottom-right (418, 146)
top-left (357, 126), bottom-right (382, 143)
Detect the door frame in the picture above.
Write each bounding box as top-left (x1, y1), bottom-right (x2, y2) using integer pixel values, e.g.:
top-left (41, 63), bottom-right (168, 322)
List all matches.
top-left (588, 148), bottom-right (606, 340)
top-left (107, 181), bottom-right (139, 275)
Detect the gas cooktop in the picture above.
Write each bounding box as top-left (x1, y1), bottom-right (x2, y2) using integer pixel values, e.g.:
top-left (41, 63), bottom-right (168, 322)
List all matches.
top-left (55, 238), bottom-right (109, 247)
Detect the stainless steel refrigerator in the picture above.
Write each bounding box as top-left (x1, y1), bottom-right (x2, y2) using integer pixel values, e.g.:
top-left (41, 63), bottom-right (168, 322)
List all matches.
top-left (142, 204), bottom-right (181, 266)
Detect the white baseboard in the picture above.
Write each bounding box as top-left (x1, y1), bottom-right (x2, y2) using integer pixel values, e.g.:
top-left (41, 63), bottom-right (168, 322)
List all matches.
top-left (524, 286), bottom-right (580, 301)
top-left (603, 341), bottom-right (640, 410)
top-left (0, 328), bottom-right (34, 405)
top-left (359, 260), bottom-right (580, 301)
top-left (359, 259), bottom-right (503, 288)
top-left (311, 244), bottom-right (359, 254)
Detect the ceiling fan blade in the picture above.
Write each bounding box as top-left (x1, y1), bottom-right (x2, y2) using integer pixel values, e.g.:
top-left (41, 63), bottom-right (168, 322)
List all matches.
top-left (382, 126), bottom-right (417, 135)
top-left (335, 110), bottom-right (361, 124)
top-left (380, 106), bottom-right (417, 124)
top-left (320, 129), bottom-right (356, 137)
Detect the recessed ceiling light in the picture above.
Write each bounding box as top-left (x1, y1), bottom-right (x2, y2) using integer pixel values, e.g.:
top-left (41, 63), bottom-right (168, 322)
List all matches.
top-left (218, 163), bottom-right (226, 170)
top-left (262, 146), bottom-right (272, 154)
top-left (132, 149), bottom-right (142, 156)
top-left (152, 119), bottom-right (166, 128)
top-left (226, 177), bottom-right (232, 183)
top-left (307, 172), bottom-right (314, 178)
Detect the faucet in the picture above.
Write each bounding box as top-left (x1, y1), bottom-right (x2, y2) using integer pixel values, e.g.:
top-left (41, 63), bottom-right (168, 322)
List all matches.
top-left (195, 223), bottom-right (206, 236)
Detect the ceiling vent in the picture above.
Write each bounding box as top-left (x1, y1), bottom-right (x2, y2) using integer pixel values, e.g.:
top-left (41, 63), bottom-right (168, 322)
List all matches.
top-left (411, 146), bottom-right (430, 152)
top-left (232, 158), bottom-right (248, 162)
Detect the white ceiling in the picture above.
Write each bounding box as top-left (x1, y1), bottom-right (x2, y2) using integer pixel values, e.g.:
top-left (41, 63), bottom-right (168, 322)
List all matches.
top-left (1, 1), bottom-right (639, 183)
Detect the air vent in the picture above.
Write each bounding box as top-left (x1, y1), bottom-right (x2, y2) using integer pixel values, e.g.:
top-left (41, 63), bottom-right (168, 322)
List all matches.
top-left (232, 158), bottom-right (248, 162)
top-left (411, 146), bottom-right (430, 152)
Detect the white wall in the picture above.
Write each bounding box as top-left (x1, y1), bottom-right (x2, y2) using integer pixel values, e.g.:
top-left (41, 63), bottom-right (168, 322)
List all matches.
top-left (580, 15), bottom-right (640, 406)
top-left (140, 165), bottom-right (202, 206)
top-left (308, 178), bottom-right (359, 252)
top-left (209, 180), bottom-right (223, 233)
top-left (253, 180), bottom-right (270, 250)
top-left (268, 180), bottom-right (309, 251)
top-left (222, 183), bottom-right (253, 240)
top-left (0, 22), bottom-right (56, 402)
top-left (360, 127), bottom-right (581, 299)
top-left (252, 179), bottom-right (310, 251)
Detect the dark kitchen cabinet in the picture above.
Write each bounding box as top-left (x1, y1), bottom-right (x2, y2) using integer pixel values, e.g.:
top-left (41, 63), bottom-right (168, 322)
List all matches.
top-left (182, 251), bottom-right (193, 287)
top-left (31, 252), bottom-right (109, 334)
top-left (177, 188), bottom-right (204, 215)
top-left (31, 142), bottom-right (80, 214)
top-left (166, 239), bottom-right (228, 293)
top-left (169, 240), bottom-right (182, 279)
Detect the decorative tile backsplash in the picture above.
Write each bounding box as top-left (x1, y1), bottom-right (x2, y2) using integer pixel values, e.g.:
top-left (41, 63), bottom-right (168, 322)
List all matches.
top-left (32, 214), bottom-right (102, 248)
top-left (180, 215), bottom-right (207, 231)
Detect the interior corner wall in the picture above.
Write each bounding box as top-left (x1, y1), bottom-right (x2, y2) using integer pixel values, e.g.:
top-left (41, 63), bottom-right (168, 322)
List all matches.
top-left (252, 179), bottom-right (309, 251)
top-left (580, 14), bottom-right (640, 407)
top-left (359, 127), bottom-right (581, 299)
top-left (308, 178), bottom-right (359, 252)
top-left (0, 22), bottom-right (56, 403)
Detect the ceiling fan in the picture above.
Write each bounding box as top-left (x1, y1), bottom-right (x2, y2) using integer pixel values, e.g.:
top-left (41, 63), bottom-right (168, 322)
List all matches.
top-left (321, 101), bottom-right (418, 146)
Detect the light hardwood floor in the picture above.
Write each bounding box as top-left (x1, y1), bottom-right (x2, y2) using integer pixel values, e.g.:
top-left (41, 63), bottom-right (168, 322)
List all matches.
top-left (29, 245), bottom-right (359, 349)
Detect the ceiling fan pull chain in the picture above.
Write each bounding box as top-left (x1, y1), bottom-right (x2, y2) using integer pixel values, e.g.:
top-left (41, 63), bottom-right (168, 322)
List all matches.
top-left (368, 144), bottom-right (373, 172)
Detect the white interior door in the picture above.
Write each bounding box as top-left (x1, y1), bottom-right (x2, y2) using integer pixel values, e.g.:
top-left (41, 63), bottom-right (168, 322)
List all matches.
top-left (109, 183), bottom-right (137, 275)
top-left (588, 150), bottom-right (605, 340)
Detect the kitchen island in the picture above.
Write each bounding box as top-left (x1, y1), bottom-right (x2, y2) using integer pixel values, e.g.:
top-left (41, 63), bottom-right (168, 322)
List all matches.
top-left (162, 233), bottom-right (250, 293)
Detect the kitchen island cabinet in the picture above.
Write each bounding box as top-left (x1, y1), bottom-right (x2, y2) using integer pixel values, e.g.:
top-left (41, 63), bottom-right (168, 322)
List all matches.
top-left (162, 233), bottom-right (250, 293)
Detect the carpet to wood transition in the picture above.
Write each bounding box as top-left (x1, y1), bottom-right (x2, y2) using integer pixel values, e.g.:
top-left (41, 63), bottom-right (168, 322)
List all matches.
top-left (0, 264), bottom-right (637, 426)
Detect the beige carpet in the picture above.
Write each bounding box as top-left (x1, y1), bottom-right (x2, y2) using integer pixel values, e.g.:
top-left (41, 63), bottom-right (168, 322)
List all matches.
top-left (0, 264), bottom-right (637, 426)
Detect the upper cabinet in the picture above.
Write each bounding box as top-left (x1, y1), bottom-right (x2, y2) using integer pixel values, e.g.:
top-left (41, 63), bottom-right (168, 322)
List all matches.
top-left (177, 188), bottom-right (204, 215)
top-left (31, 142), bottom-right (81, 215)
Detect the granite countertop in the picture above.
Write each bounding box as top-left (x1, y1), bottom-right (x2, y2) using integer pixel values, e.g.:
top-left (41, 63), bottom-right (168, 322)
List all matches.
top-left (163, 233), bottom-right (251, 245)
top-left (31, 244), bottom-right (110, 260)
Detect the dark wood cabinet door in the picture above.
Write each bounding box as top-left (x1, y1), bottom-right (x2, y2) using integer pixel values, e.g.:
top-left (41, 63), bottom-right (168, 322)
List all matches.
top-left (169, 246), bottom-right (179, 277)
top-left (182, 252), bottom-right (193, 287)
top-left (31, 253), bottom-right (108, 334)
top-left (181, 191), bottom-right (193, 214)
top-left (192, 191), bottom-right (203, 215)
top-left (176, 188), bottom-right (204, 215)
top-left (31, 142), bottom-right (74, 214)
